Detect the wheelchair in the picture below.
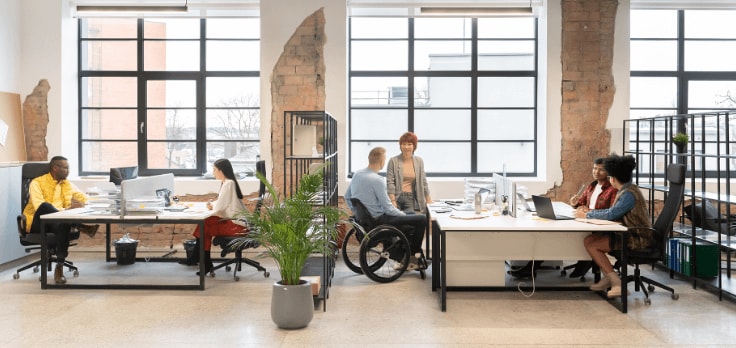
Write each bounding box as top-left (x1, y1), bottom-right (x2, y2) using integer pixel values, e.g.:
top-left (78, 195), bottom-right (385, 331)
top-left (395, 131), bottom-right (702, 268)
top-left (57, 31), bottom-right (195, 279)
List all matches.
top-left (341, 198), bottom-right (428, 283)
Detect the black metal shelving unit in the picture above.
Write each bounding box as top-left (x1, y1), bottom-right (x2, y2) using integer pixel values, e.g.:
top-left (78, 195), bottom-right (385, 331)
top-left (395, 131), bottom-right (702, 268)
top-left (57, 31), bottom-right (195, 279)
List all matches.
top-left (624, 112), bottom-right (736, 300)
top-left (283, 110), bottom-right (338, 311)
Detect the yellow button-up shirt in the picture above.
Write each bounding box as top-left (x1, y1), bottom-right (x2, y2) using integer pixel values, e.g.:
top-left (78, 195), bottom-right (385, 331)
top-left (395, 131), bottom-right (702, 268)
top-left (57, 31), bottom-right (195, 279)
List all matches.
top-left (22, 173), bottom-right (87, 232)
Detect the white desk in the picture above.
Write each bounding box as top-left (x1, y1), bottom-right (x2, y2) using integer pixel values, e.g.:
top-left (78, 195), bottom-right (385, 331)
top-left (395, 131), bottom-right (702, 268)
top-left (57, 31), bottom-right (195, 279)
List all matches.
top-left (39, 204), bottom-right (214, 290)
top-left (431, 210), bottom-right (628, 311)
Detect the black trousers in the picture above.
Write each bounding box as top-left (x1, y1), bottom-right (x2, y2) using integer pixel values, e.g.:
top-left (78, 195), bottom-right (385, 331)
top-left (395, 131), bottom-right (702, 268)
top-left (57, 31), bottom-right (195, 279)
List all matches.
top-left (29, 202), bottom-right (73, 262)
top-left (377, 213), bottom-right (427, 255)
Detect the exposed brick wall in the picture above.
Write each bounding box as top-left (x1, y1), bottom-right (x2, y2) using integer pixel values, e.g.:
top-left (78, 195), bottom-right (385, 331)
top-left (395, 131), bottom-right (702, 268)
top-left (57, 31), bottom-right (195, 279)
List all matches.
top-left (22, 79), bottom-right (50, 161)
top-left (269, 8), bottom-right (326, 194)
top-left (547, 0), bottom-right (618, 200)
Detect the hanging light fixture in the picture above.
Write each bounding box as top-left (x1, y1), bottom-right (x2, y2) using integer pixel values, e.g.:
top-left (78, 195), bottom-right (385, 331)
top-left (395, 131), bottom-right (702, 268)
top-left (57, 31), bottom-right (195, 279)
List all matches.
top-left (420, 6), bottom-right (533, 17)
top-left (74, 1), bottom-right (188, 16)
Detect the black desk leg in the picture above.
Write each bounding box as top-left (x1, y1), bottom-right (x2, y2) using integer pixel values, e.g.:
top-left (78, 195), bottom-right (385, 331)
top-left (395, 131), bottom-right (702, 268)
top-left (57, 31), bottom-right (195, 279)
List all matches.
top-left (40, 222), bottom-right (48, 289)
top-left (432, 219), bottom-right (440, 291)
top-left (105, 223), bottom-right (112, 262)
top-left (621, 247), bottom-right (628, 313)
top-left (198, 220), bottom-right (206, 290)
top-left (441, 229), bottom-right (446, 312)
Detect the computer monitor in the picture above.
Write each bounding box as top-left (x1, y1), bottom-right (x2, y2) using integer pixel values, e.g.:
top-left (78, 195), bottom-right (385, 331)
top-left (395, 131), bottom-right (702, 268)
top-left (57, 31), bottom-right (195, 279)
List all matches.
top-left (120, 173), bottom-right (174, 215)
top-left (109, 166), bottom-right (139, 186)
top-left (493, 173), bottom-right (506, 208)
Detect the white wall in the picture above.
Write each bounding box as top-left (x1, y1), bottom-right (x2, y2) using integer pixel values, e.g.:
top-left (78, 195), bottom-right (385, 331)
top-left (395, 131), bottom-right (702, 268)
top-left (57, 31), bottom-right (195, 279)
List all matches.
top-left (259, 0), bottom-right (348, 191)
top-left (10, 0), bottom-right (632, 198)
top-left (0, 0), bottom-right (21, 93)
top-left (18, 0), bottom-right (80, 175)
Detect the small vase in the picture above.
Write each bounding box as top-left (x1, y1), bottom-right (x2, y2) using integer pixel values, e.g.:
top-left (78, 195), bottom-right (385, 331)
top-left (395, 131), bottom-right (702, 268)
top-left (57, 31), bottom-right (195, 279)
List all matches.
top-left (675, 143), bottom-right (686, 154)
top-left (271, 280), bottom-right (314, 329)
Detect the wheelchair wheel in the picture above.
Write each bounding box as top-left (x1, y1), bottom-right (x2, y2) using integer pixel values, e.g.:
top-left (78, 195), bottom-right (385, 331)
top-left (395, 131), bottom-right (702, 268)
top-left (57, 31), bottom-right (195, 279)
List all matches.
top-left (359, 225), bottom-right (411, 283)
top-left (341, 227), bottom-right (364, 274)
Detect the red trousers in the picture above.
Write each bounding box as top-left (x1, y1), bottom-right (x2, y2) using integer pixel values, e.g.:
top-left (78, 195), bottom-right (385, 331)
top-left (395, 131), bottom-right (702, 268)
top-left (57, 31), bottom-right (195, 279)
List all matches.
top-left (193, 216), bottom-right (246, 251)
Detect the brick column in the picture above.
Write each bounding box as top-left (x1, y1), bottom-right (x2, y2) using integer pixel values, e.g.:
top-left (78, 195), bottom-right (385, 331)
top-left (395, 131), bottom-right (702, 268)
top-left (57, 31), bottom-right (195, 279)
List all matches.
top-left (270, 8), bottom-right (327, 194)
top-left (549, 0), bottom-right (617, 200)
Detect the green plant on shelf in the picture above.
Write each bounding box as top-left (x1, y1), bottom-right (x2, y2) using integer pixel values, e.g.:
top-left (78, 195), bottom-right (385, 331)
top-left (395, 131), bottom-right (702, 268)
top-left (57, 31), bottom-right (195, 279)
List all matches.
top-left (673, 132), bottom-right (689, 146)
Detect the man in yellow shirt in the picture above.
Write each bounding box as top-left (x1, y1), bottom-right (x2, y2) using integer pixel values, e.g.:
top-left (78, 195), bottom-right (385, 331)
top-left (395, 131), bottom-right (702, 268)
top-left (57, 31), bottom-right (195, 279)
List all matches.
top-left (23, 156), bottom-right (98, 284)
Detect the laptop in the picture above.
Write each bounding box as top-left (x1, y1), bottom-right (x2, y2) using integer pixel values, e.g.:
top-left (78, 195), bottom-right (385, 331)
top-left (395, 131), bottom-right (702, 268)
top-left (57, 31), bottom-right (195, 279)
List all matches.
top-left (531, 195), bottom-right (574, 220)
top-left (517, 192), bottom-right (535, 212)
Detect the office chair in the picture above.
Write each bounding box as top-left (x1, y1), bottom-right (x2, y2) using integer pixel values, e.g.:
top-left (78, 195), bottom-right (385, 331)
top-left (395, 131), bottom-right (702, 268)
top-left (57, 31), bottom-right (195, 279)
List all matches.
top-left (13, 162), bottom-right (80, 280)
top-left (210, 160), bottom-right (269, 281)
top-left (109, 166), bottom-right (138, 186)
top-left (613, 163), bottom-right (685, 305)
top-left (683, 199), bottom-right (736, 236)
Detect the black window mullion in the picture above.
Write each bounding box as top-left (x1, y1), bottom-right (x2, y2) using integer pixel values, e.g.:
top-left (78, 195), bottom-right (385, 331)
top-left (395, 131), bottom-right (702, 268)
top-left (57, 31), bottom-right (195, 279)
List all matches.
top-left (137, 18), bottom-right (148, 174)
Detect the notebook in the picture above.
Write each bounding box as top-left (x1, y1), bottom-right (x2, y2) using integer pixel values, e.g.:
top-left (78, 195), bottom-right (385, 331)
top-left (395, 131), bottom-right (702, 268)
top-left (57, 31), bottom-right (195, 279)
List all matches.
top-left (517, 192), bottom-right (535, 212)
top-left (531, 195), bottom-right (574, 220)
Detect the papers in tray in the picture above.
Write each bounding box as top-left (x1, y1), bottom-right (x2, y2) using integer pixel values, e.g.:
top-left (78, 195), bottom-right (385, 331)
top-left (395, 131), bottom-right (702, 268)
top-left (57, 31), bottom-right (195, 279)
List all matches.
top-left (575, 218), bottom-right (621, 225)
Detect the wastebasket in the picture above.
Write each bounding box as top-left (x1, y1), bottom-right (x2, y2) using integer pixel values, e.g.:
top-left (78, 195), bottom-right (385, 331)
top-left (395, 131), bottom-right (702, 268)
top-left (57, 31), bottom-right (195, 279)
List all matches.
top-left (183, 239), bottom-right (197, 260)
top-left (114, 233), bottom-right (138, 265)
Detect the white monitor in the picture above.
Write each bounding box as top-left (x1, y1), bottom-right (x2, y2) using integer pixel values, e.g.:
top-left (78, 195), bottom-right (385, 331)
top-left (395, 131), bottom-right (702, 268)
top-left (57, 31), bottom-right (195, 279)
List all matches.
top-left (493, 173), bottom-right (506, 208)
top-left (120, 173), bottom-right (174, 215)
top-left (509, 180), bottom-right (518, 218)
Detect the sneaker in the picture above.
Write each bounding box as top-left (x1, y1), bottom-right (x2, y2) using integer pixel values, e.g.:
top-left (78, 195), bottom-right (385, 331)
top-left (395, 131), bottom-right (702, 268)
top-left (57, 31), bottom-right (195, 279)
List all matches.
top-left (406, 255), bottom-right (420, 271)
top-left (589, 276), bottom-right (611, 291)
top-left (606, 286), bottom-right (630, 298)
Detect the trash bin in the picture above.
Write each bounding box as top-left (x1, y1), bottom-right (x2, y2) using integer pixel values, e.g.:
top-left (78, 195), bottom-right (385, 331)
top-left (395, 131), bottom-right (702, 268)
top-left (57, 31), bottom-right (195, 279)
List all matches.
top-left (183, 239), bottom-right (197, 260)
top-left (114, 233), bottom-right (138, 265)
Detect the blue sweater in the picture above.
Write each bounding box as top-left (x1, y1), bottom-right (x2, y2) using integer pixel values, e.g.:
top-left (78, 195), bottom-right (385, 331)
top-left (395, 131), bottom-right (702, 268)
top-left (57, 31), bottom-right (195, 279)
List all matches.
top-left (345, 167), bottom-right (405, 218)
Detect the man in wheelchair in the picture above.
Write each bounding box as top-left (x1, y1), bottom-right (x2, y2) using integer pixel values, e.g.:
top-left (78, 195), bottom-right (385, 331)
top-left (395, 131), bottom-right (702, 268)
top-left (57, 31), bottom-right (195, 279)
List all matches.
top-left (345, 147), bottom-right (427, 270)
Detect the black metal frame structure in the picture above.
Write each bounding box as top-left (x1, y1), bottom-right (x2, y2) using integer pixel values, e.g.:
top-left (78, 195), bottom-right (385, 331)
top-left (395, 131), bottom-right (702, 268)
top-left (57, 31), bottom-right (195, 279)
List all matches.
top-left (348, 17), bottom-right (539, 177)
top-left (77, 18), bottom-right (259, 177)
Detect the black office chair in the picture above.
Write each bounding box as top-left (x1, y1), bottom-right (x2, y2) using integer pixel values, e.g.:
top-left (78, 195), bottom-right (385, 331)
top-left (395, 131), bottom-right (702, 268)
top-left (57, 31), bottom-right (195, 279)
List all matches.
top-left (13, 162), bottom-right (80, 280)
top-left (613, 163), bottom-right (685, 305)
top-left (683, 199), bottom-right (736, 236)
top-left (109, 166), bottom-right (138, 186)
top-left (210, 160), bottom-right (269, 281)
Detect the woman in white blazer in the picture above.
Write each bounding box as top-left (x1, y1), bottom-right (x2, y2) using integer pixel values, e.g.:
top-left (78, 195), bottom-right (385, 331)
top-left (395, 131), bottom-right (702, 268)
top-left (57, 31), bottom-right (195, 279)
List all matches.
top-left (180, 158), bottom-right (247, 275)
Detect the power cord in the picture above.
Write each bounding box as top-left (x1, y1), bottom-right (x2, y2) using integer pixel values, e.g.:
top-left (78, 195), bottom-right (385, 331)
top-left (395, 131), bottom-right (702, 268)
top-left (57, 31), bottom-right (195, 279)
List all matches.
top-left (516, 238), bottom-right (537, 297)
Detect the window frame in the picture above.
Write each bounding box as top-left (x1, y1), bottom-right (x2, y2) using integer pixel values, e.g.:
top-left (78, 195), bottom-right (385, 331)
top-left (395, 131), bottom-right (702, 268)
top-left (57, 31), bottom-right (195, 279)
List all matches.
top-left (348, 17), bottom-right (539, 177)
top-left (77, 17), bottom-right (260, 177)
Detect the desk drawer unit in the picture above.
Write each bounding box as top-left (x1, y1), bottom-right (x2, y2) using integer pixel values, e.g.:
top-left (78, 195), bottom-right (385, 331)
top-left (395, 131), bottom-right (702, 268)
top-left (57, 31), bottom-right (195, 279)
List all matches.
top-left (445, 231), bottom-right (590, 286)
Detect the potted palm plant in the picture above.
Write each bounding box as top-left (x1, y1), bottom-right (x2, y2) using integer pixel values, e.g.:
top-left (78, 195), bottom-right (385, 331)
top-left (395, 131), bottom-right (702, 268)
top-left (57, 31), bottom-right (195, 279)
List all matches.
top-left (228, 164), bottom-right (344, 329)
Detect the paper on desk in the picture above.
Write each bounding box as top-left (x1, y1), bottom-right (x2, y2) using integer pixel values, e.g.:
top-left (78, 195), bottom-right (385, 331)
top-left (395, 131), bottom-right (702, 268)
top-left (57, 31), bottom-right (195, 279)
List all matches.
top-left (450, 214), bottom-right (489, 220)
top-left (575, 218), bottom-right (620, 225)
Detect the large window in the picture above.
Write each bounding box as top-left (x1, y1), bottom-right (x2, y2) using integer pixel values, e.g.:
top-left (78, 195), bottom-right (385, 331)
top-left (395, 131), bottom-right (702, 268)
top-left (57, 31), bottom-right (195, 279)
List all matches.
top-left (78, 18), bottom-right (260, 177)
top-left (349, 17), bottom-right (538, 176)
top-left (630, 9), bottom-right (736, 175)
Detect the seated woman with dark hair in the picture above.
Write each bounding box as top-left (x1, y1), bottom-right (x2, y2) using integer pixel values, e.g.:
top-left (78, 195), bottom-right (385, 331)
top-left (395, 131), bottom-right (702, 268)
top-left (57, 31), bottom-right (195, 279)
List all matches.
top-left (180, 159), bottom-right (248, 275)
top-left (575, 154), bottom-right (653, 298)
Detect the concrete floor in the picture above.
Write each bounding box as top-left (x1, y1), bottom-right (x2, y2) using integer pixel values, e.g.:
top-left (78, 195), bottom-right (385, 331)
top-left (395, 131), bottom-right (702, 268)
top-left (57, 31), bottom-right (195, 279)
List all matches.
top-left (1, 247), bottom-right (736, 347)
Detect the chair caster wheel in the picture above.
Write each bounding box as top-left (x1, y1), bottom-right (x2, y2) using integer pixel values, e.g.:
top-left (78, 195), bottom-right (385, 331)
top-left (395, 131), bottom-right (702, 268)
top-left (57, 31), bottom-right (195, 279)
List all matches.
top-left (647, 285), bottom-right (655, 293)
top-left (33, 267), bottom-right (39, 273)
top-left (234, 276), bottom-right (240, 281)
top-left (73, 270), bottom-right (79, 278)
top-left (644, 298), bottom-right (651, 305)
top-left (13, 273), bottom-right (19, 280)
top-left (579, 276), bottom-right (586, 282)
top-left (264, 271), bottom-right (270, 278)
top-left (672, 293), bottom-right (679, 300)
top-left (226, 266), bottom-right (232, 272)
top-left (560, 270), bottom-right (567, 276)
